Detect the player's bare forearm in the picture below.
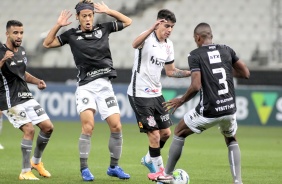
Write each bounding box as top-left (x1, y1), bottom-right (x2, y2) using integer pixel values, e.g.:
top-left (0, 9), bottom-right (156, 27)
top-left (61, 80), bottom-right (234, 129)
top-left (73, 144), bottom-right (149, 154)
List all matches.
top-left (132, 29), bottom-right (154, 49)
top-left (167, 68), bottom-right (191, 78)
top-left (43, 24), bottom-right (62, 48)
top-left (107, 9), bottom-right (132, 28)
top-left (25, 72), bottom-right (40, 85)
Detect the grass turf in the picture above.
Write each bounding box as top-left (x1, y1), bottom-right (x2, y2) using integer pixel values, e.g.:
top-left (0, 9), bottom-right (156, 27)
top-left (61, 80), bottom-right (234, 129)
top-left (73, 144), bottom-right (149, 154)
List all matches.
top-left (0, 121), bottom-right (281, 184)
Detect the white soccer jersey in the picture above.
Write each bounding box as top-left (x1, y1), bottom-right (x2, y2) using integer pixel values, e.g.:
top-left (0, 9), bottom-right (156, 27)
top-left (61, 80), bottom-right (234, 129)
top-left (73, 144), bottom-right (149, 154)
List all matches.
top-left (127, 32), bottom-right (174, 97)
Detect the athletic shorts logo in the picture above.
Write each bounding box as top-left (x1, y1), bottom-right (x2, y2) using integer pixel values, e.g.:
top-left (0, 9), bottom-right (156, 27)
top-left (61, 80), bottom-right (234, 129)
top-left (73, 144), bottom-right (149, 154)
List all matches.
top-left (19, 111), bottom-right (26, 118)
top-left (82, 98), bottom-right (89, 104)
top-left (138, 122), bottom-right (143, 128)
top-left (105, 97), bottom-right (117, 108)
top-left (147, 116), bottom-right (156, 127)
top-left (34, 105), bottom-right (46, 116)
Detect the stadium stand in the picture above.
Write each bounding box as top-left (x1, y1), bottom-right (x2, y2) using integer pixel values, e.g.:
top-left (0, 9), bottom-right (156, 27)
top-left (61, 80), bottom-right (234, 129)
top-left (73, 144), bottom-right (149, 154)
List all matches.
top-left (0, 0), bottom-right (278, 69)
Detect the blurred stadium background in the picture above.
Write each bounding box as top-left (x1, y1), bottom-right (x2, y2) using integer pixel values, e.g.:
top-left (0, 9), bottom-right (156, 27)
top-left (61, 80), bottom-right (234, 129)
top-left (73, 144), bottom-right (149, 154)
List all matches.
top-left (0, 0), bottom-right (282, 126)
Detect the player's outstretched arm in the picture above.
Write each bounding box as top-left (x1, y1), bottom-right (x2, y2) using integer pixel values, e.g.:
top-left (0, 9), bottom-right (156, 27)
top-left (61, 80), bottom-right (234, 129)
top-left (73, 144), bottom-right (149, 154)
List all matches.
top-left (164, 63), bottom-right (191, 78)
top-left (24, 72), bottom-right (46, 90)
top-left (163, 71), bottom-right (200, 114)
top-left (94, 2), bottom-right (132, 28)
top-left (232, 59), bottom-right (250, 79)
top-left (43, 10), bottom-right (72, 48)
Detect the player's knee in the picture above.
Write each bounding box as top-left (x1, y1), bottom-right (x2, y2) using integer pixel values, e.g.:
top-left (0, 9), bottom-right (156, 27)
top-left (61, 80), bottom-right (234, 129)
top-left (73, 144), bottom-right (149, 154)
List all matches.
top-left (160, 128), bottom-right (171, 140)
top-left (21, 123), bottom-right (35, 137)
top-left (82, 121), bottom-right (94, 134)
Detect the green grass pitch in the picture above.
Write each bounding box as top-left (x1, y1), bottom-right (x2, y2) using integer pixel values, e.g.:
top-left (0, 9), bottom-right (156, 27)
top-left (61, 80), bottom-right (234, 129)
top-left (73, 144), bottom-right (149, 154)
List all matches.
top-left (0, 121), bottom-right (281, 184)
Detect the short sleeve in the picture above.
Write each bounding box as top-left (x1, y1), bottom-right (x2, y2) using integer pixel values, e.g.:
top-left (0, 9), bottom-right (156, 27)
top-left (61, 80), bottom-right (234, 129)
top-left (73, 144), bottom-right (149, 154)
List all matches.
top-left (103, 21), bottom-right (124, 33)
top-left (226, 45), bottom-right (239, 64)
top-left (57, 29), bottom-right (72, 46)
top-left (188, 54), bottom-right (200, 72)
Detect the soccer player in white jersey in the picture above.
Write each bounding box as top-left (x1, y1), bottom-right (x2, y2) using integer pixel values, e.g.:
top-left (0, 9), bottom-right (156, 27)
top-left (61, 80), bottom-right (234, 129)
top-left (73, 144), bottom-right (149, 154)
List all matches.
top-left (127, 9), bottom-right (191, 178)
top-left (148, 22), bottom-right (250, 184)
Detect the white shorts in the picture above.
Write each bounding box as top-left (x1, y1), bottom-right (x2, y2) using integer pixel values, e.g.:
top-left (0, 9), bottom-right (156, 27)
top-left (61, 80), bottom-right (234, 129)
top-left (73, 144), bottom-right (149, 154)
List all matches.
top-left (2, 99), bottom-right (49, 129)
top-left (183, 108), bottom-right (237, 137)
top-left (76, 77), bottom-right (120, 120)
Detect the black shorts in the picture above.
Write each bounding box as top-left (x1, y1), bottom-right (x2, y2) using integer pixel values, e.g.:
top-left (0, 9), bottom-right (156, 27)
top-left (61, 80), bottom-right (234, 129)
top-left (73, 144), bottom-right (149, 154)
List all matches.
top-left (128, 95), bottom-right (173, 133)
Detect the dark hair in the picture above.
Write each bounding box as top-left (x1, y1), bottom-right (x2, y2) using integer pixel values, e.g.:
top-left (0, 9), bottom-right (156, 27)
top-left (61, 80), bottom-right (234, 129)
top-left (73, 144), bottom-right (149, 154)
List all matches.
top-left (157, 9), bottom-right (176, 23)
top-left (194, 22), bottom-right (212, 39)
top-left (6, 20), bottom-right (23, 30)
top-left (75, 0), bottom-right (94, 15)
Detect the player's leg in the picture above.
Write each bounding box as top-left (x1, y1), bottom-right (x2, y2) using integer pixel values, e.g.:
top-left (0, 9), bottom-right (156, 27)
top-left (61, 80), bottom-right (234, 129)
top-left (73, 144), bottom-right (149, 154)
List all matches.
top-left (106, 113), bottom-right (130, 179)
top-left (79, 109), bottom-right (95, 181)
top-left (220, 114), bottom-right (242, 184)
top-left (128, 95), bottom-right (160, 173)
top-left (96, 78), bottom-right (129, 179)
top-left (76, 84), bottom-right (97, 181)
top-left (31, 119), bottom-right (53, 177)
top-left (3, 105), bottom-right (39, 180)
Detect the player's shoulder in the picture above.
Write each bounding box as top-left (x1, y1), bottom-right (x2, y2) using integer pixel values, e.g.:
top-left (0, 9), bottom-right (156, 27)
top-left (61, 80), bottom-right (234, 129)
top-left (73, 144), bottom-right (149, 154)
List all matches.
top-left (216, 44), bottom-right (234, 51)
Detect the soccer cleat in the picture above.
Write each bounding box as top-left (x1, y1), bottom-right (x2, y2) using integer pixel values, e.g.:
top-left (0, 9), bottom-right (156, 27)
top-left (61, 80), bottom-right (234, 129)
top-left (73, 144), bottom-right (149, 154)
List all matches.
top-left (107, 166), bottom-right (130, 179)
top-left (0, 143), bottom-right (4, 150)
top-left (81, 168), bottom-right (94, 181)
top-left (31, 160), bottom-right (51, 177)
top-left (141, 156), bottom-right (156, 173)
top-left (19, 171), bottom-right (39, 180)
top-left (148, 167), bottom-right (173, 183)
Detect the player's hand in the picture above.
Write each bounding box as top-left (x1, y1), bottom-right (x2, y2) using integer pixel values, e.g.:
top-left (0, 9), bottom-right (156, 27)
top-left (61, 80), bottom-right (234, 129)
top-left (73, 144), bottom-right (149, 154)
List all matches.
top-left (163, 98), bottom-right (183, 114)
top-left (152, 19), bottom-right (167, 30)
top-left (94, 2), bottom-right (110, 14)
top-left (37, 80), bottom-right (46, 90)
top-left (57, 10), bottom-right (72, 27)
top-left (0, 51), bottom-right (14, 68)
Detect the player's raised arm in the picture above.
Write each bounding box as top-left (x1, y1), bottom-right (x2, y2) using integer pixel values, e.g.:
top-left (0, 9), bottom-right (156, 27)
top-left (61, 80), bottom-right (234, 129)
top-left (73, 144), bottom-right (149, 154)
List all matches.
top-left (132, 19), bottom-right (167, 49)
top-left (43, 10), bottom-right (72, 48)
top-left (94, 2), bottom-right (132, 28)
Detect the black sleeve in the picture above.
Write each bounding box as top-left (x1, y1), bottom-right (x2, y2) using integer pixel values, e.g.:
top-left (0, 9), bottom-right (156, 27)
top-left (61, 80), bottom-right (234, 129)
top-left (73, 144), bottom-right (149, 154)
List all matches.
top-left (103, 21), bottom-right (124, 33)
top-left (188, 53), bottom-right (201, 72)
top-left (57, 29), bottom-right (72, 46)
top-left (226, 45), bottom-right (239, 64)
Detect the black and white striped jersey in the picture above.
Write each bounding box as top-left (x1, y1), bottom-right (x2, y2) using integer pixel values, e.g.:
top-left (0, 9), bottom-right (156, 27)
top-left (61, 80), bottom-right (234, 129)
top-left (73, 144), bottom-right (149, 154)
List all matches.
top-left (188, 44), bottom-right (238, 118)
top-left (0, 44), bottom-right (32, 110)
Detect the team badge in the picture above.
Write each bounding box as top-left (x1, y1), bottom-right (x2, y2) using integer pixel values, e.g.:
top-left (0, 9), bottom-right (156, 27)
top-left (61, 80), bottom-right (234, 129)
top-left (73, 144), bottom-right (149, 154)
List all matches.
top-left (20, 111), bottom-right (26, 118)
top-left (82, 98), bottom-right (89, 104)
top-left (94, 30), bottom-right (102, 39)
top-left (147, 116), bottom-right (156, 127)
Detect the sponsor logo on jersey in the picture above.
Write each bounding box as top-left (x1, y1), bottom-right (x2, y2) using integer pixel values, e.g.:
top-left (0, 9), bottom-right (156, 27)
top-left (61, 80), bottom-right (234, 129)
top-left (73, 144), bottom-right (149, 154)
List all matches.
top-left (144, 88), bottom-right (159, 94)
top-left (214, 103), bottom-right (235, 112)
top-left (86, 68), bottom-right (111, 77)
top-left (34, 105), bottom-right (46, 116)
top-left (105, 97), bottom-right (117, 108)
top-left (18, 92), bottom-right (33, 98)
top-left (77, 36), bottom-right (84, 40)
top-left (22, 51), bottom-right (25, 55)
top-left (85, 34), bottom-right (92, 38)
top-left (82, 97), bottom-right (89, 104)
top-left (216, 97), bottom-right (234, 104)
top-left (150, 56), bottom-right (165, 67)
top-left (147, 116), bottom-right (156, 127)
top-left (17, 60), bottom-right (23, 63)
